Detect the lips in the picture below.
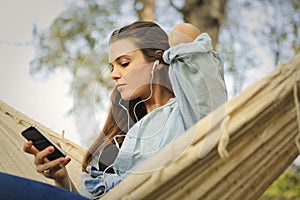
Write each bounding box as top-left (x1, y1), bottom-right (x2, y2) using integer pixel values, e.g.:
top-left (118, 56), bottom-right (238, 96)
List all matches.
top-left (116, 83), bottom-right (126, 90)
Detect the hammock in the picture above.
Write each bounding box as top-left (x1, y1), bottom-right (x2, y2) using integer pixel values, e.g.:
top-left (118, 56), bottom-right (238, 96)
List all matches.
top-left (0, 53), bottom-right (299, 199)
top-left (0, 100), bottom-right (85, 186)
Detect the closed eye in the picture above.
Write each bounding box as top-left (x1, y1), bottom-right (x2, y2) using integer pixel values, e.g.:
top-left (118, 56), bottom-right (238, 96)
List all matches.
top-left (121, 62), bottom-right (129, 67)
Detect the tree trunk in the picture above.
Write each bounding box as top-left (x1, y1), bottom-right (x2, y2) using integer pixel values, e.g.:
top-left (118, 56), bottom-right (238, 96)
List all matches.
top-left (134, 0), bottom-right (156, 21)
top-left (180, 0), bottom-right (227, 50)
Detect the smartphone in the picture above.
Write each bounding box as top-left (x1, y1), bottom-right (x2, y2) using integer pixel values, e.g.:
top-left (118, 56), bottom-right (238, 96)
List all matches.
top-left (21, 125), bottom-right (66, 161)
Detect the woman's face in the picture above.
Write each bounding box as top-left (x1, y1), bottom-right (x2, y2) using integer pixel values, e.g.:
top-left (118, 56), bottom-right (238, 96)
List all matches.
top-left (109, 39), bottom-right (153, 101)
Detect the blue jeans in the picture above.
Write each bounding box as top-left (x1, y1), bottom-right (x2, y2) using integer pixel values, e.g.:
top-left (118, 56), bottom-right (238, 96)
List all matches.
top-left (0, 172), bottom-right (89, 200)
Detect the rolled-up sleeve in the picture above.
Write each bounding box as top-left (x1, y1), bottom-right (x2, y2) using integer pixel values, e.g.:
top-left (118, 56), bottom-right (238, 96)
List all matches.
top-left (78, 166), bottom-right (124, 199)
top-left (163, 33), bottom-right (227, 129)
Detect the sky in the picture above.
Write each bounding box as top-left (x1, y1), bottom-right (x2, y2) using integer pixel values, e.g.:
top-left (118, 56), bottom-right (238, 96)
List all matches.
top-left (0, 0), bottom-right (82, 145)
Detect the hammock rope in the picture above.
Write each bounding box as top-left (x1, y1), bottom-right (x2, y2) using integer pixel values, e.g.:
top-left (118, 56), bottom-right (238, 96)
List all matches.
top-left (217, 115), bottom-right (230, 159)
top-left (294, 81), bottom-right (300, 152)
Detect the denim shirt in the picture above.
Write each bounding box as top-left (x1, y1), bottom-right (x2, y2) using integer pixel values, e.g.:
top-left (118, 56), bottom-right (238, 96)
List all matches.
top-left (79, 33), bottom-right (227, 199)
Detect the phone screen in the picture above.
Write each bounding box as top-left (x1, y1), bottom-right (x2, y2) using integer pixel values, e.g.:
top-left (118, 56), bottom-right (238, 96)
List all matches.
top-left (21, 126), bottom-right (66, 161)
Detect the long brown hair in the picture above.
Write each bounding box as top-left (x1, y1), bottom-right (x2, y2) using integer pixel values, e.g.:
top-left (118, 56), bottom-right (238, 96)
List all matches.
top-left (82, 21), bottom-right (173, 171)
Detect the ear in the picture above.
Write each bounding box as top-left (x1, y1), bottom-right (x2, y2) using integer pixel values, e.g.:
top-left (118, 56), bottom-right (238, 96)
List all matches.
top-left (154, 50), bottom-right (164, 70)
top-left (154, 50), bottom-right (163, 59)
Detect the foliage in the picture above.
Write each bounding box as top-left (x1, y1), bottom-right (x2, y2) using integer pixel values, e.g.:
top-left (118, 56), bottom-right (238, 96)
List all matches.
top-left (29, 0), bottom-right (300, 145)
top-left (254, 0), bottom-right (300, 66)
top-left (217, 0), bottom-right (300, 97)
top-left (30, 0), bottom-right (300, 98)
top-left (218, 0), bottom-right (261, 96)
top-left (261, 164), bottom-right (300, 199)
top-left (33, 1), bottom-right (113, 75)
top-left (30, 0), bottom-right (138, 146)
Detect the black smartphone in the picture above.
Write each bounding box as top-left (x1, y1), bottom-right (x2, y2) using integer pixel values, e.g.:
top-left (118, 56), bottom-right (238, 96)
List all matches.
top-left (21, 125), bottom-right (66, 161)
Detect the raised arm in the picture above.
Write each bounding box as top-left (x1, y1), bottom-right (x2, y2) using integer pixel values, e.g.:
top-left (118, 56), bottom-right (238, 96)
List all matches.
top-left (163, 25), bottom-right (227, 128)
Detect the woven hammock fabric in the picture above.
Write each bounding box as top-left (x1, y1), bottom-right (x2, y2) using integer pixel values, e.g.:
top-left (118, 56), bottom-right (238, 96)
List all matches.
top-left (0, 100), bottom-right (85, 186)
top-left (102, 53), bottom-right (300, 200)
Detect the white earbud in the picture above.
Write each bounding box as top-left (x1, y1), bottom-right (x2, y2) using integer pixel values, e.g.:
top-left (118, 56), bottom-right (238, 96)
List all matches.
top-left (151, 60), bottom-right (160, 74)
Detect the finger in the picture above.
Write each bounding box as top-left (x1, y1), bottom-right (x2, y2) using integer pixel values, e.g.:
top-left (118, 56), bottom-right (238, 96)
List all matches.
top-left (55, 157), bottom-right (71, 172)
top-left (36, 159), bottom-right (58, 174)
top-left (60, 157), bottom-right (71, 167)
top-left (36, 157), bottom-right (70, 175)
top-left (23, 141), bottom-right (39, 156)
top-left (34, 146), bottom-right (54, 165)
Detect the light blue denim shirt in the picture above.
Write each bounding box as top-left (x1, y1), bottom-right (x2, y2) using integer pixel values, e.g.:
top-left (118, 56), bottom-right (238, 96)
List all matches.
top-left (79, 33), bottom-right (227, 199)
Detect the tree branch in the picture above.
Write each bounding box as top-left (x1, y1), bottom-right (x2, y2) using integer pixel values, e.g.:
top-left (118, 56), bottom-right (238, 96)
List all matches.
top-left (169, 0), bottom-right (183, 12)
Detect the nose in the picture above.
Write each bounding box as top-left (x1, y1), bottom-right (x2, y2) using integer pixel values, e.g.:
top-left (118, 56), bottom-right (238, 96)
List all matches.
top-left (111, 66), bottom-right (121, 80)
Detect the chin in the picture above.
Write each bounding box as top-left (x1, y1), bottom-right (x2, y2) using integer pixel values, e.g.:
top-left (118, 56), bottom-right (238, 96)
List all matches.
top-left (120, 92), bottom-right (136, 101)
top-left (120, 88), bottom-right (143, 101)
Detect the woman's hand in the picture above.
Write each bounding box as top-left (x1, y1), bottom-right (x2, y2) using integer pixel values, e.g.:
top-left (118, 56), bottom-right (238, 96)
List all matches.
top-left (23, 141), bottom-right (71, 182)
top-left (168, 23), bottom-right (201, 47)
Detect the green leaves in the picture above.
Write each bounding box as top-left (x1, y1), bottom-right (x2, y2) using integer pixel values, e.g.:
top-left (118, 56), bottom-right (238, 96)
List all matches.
top-left (262, 164), bottom-right (300, 199)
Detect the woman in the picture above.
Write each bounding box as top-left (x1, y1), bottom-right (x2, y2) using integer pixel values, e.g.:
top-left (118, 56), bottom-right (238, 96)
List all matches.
top-left (23, 21), bottom-right (227, 199)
